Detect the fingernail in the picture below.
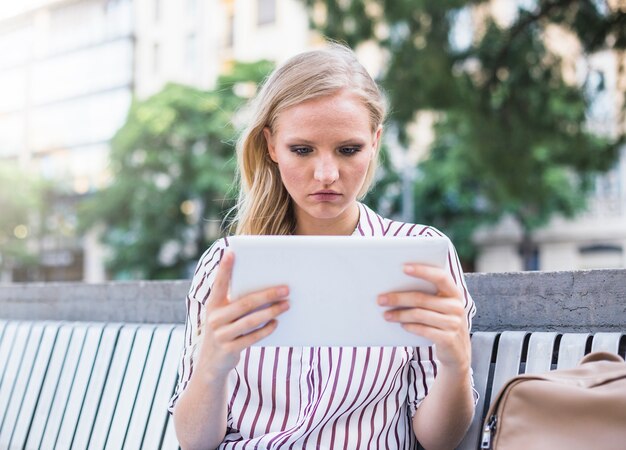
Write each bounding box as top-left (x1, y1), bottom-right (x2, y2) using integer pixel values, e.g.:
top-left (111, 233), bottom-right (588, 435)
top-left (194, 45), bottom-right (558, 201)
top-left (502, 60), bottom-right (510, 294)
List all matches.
top-left (404, 264), bottom-right (415, 274)
top-left (384, 311), bottom-right (392, 320)
top-left (378, 295), bottom-right (388, 305)
top-left (277, 286), bottom-right (289, 296)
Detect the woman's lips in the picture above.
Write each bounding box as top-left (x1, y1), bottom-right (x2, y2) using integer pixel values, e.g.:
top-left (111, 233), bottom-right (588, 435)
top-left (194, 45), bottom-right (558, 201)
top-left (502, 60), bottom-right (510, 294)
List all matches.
top-left (310, 191), bottom-right (342, 202)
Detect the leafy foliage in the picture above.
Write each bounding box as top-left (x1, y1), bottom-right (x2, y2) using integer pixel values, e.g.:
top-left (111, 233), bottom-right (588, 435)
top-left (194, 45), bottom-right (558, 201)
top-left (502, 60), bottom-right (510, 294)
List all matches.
top-left (307, 0), bottom-right (626, 266)
top-left (0, 164), bottom-right (47, 275)
top-left (80, 61), bottom-right (273, 279)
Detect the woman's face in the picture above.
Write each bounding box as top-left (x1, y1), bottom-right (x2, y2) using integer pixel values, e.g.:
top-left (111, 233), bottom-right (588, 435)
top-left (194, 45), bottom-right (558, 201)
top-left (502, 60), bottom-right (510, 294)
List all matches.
top-left (264, 89), bottom-right (381, 234)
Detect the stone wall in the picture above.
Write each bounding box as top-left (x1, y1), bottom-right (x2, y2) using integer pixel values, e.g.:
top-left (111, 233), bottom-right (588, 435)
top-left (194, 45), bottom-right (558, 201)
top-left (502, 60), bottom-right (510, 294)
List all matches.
top-left (1, 269), bottom-right (625, 332)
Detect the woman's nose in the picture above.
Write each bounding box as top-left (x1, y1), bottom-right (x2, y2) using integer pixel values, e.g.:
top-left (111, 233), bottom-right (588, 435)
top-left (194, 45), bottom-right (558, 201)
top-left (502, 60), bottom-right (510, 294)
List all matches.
top-left (314, 156), bottom-right (339, 184)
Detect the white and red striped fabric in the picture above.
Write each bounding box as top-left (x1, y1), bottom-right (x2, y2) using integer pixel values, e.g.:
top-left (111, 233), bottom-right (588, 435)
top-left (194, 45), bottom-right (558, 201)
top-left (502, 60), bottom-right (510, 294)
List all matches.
top-left (169, 203), bottom-right (476, 449)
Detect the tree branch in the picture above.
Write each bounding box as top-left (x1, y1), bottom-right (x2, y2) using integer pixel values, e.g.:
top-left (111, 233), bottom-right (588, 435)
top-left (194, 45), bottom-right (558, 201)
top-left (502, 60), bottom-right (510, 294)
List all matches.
top-left (486, 0), bottom-right (573, 88)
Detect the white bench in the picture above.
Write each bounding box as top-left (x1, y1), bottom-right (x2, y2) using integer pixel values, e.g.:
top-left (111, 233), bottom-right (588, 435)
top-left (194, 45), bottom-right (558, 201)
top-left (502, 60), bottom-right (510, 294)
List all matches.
top-left (0, 321), bottom-right (181, 450)
top-left (1, 319), bottom-right (623, 449)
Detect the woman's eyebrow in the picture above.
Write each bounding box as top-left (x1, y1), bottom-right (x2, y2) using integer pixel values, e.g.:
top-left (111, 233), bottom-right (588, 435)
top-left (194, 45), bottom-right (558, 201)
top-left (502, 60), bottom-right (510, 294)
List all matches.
top-left (285, 137), bottom-right (317, 146)
top-left (284, 137), bottom-right (366, 146)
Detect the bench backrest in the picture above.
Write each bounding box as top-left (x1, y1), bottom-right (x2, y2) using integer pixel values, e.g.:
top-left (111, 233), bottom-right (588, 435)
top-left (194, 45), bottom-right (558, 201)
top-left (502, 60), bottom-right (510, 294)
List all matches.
top-left (0, 320), bottom-right (181, 450)
top-left (0, 321), bottom-right (624, 450)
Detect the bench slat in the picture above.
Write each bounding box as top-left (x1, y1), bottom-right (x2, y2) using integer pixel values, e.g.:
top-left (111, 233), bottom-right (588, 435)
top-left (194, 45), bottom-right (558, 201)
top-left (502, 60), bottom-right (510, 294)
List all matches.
top-left (10, 323), bottom-right (60, 449)
top-left (123, 325), bottom-right (175, 450)
top-left (0, 322), bottom-right (17, 402)
top-left (490, 331), bottom-right (528, 398)
top-left (0, 320), bottom-right (9, 383)
top-left (0, 321), bottom-right (31, 430)
top-left (0, 320), bottom-right (6, 345)
top-left (55, 323), bottom-right (105, 449)
top-left (556, 333), bottom-right (590, 369)
top-left (0, 322), bottom-right (43, 447)
top-left (0, 321), bottom-right (14, 387)
top-left (0, 321), bottom-right (17, 434)
top-left (88, 324), bottom-right (139, 450)
top-left (591, 332), bottom-right (623, 354)
top-left (525, 332), bottom-right (558, 374)
top-left (105, 325), bottom-right (156, 449)
top-left (458, 332), bottom-right (498, 450)
top-left (72, 324), bottom-right (121, 450)
top-left (40, 324), bottom-right (89, 450)
top-left (25, 324), bottom-right (73, 450)
top-left (142, 326), bottom-right (184, 450)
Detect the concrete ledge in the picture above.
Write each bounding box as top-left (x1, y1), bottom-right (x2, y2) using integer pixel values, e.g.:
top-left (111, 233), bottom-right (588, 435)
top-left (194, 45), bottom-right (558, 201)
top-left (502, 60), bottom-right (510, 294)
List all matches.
top-left (0, 280), bottom-right (190, 324)
top-left (467, 269), bottom-right (626, 332)
top-left (0, 269), bottom-right (625, 331)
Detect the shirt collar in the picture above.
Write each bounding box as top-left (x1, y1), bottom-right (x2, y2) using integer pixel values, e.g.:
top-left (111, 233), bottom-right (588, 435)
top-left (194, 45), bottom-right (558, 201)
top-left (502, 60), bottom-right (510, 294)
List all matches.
top-left (352, 202), bottom-right (378, 236)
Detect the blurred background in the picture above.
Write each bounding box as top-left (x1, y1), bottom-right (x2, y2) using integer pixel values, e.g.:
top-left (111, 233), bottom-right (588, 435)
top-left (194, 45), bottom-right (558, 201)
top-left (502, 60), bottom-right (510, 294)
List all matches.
top-left (0, 0), bottom-right (625, 283)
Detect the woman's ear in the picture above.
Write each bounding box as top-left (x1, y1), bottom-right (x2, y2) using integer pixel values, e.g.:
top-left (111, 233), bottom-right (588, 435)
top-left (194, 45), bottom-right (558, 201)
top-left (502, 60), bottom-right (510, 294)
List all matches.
top-left (372, 125), bottom-right (383, 158)
top-left (263, 127), bottom-right (278, 163)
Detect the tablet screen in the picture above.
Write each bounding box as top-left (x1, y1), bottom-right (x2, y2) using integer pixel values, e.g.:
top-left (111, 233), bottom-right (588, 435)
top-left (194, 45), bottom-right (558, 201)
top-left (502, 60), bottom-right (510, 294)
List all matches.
top-left (229, 235), bottom-right (448, 347)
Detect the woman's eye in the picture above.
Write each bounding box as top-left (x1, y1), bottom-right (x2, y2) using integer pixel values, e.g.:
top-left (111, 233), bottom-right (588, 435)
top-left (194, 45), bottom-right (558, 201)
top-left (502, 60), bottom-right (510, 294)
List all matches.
top-left (290, 146), bottom-right (312, 156)
top-left (339, 146), bottom-right (361, 155)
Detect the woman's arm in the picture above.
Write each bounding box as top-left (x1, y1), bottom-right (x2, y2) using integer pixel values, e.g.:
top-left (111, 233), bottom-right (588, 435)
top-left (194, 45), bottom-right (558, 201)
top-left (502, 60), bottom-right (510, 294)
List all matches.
top-left (411, 358), bottom-right (475, 450)
top-left (379, 263), bottom-right (474, 450)
top-left (173, 252), bottom-right (290, 450)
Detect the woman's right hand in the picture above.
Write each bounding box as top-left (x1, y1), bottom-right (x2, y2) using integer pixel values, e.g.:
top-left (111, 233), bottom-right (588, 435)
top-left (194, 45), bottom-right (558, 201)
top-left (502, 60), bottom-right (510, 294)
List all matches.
top-left (197, 251), bottom-right (290, 378)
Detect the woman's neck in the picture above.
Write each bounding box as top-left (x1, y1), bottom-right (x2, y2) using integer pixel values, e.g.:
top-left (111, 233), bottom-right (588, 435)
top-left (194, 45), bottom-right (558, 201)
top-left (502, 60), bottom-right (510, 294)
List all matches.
top-left (294, 203), bottom-right (360, 236)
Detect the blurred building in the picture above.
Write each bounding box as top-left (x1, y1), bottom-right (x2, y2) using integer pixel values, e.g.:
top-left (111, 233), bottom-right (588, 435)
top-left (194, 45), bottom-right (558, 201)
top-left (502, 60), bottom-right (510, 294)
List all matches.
top-left (0, 0), bottom-right (135, 282)
top-left (0, 0), bottom-right (315, 282)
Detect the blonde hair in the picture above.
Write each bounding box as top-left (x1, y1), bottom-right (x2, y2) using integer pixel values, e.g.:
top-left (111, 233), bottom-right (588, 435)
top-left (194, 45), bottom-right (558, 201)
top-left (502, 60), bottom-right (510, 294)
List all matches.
top-left (232, 43), bottom-right (387, 235)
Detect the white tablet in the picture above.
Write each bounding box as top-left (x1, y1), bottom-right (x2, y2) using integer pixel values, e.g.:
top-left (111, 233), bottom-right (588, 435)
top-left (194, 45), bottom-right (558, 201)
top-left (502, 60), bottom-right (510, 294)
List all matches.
top-left (228, 235), bottom-right (449, 347)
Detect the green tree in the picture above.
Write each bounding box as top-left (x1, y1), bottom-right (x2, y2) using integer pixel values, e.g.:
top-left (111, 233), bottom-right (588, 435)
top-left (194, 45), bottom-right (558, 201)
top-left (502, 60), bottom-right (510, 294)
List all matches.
top-left (304, 0), bottom-right (626, 268)
top-left (81, 61), bottom-right (273, 279)
top-left (0, 163), bottom-right (45, 278)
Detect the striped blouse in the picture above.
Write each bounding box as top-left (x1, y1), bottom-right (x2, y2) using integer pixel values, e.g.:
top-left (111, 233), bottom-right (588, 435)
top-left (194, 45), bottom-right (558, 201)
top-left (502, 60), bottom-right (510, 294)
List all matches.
top-left (169, 203), bottom-right (476, 449)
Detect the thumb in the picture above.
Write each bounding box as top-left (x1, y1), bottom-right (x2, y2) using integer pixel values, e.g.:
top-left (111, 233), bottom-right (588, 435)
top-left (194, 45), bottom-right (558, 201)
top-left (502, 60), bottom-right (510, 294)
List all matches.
top-left (209, 250), bottom-right (235, 306)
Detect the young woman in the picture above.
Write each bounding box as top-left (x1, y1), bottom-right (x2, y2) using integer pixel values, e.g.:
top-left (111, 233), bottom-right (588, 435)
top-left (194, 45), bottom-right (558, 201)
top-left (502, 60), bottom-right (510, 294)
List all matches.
top-left (169, 44), bottom-right (477, 450)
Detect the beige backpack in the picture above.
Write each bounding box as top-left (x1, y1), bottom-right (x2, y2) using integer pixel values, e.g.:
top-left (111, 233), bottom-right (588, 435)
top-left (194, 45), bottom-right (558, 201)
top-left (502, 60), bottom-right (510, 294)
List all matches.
top-left (481, 351), bottom-right (626, 450)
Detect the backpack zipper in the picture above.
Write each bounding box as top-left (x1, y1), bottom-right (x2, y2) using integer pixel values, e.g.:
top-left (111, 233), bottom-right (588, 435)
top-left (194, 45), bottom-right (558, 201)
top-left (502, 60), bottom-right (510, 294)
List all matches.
top-left (481, 414), bottom-right (497, 449)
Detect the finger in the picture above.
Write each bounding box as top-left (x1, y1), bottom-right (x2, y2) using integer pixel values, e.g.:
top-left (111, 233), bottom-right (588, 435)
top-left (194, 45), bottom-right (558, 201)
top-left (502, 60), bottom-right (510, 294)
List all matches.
top-left (384, 307), bottom-right (465, 332)
top-left (229, 319), bottom-right (280, 351)
top-left (403, 264), bottom-right (461, 298)
top-left (378, 292), bottom-right (462, 314)
top-left (400, 323), bottom-right (470, 351)
top-left (210, 285), bottom-right (289, 326)
top-left (215, 300), bottom-right (290, 341)
top-left (399, 322), bottom-right (453, 344)
top-left (209, 251), bottom-right (235, 306)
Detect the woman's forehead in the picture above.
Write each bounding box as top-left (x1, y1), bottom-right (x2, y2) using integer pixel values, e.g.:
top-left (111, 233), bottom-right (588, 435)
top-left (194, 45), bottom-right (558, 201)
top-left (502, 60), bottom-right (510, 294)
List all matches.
top-left (273, 91), bottom-right (372, 131)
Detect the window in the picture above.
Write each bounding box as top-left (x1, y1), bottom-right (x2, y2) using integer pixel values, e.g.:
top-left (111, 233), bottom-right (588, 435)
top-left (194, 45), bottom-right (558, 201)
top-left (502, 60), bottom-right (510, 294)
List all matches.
top-left (186, 0), bottom-right (197, 17)
top-left (0, 24), bottom-right (33, 69)
top-left (226, 12), bottom-right (235, 47)
top-left (518, 244), bottom-right (540, 271)
top-left (0, 113), bottom-right (24, 157)
top-left (29, 89), bottom-right (131, 151)
top-left (153, 42), bottom-right (160, 74)
top-left (579, 244), bottom-right (623, 269)
top-left (185, 33), bottom-right (197, 70)
top-left (154, 0), bottom-right (161, 22)
top-left (257, 0), bottom-right (276, 26)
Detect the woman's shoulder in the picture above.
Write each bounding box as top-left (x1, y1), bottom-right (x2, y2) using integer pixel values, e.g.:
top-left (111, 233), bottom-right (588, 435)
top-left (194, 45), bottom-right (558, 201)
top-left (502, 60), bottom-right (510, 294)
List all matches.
top-left (358, 203), bottom-right (450, 240)
top-left (192, 237), bottom-right (230, 277)
top-left (187, 237), bottom-right (231, 303)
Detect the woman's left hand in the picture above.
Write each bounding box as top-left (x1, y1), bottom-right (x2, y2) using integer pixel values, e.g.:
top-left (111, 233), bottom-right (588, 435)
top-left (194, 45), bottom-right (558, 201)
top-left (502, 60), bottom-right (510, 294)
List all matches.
top-left (378, 263), bottom-right (471, 373)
